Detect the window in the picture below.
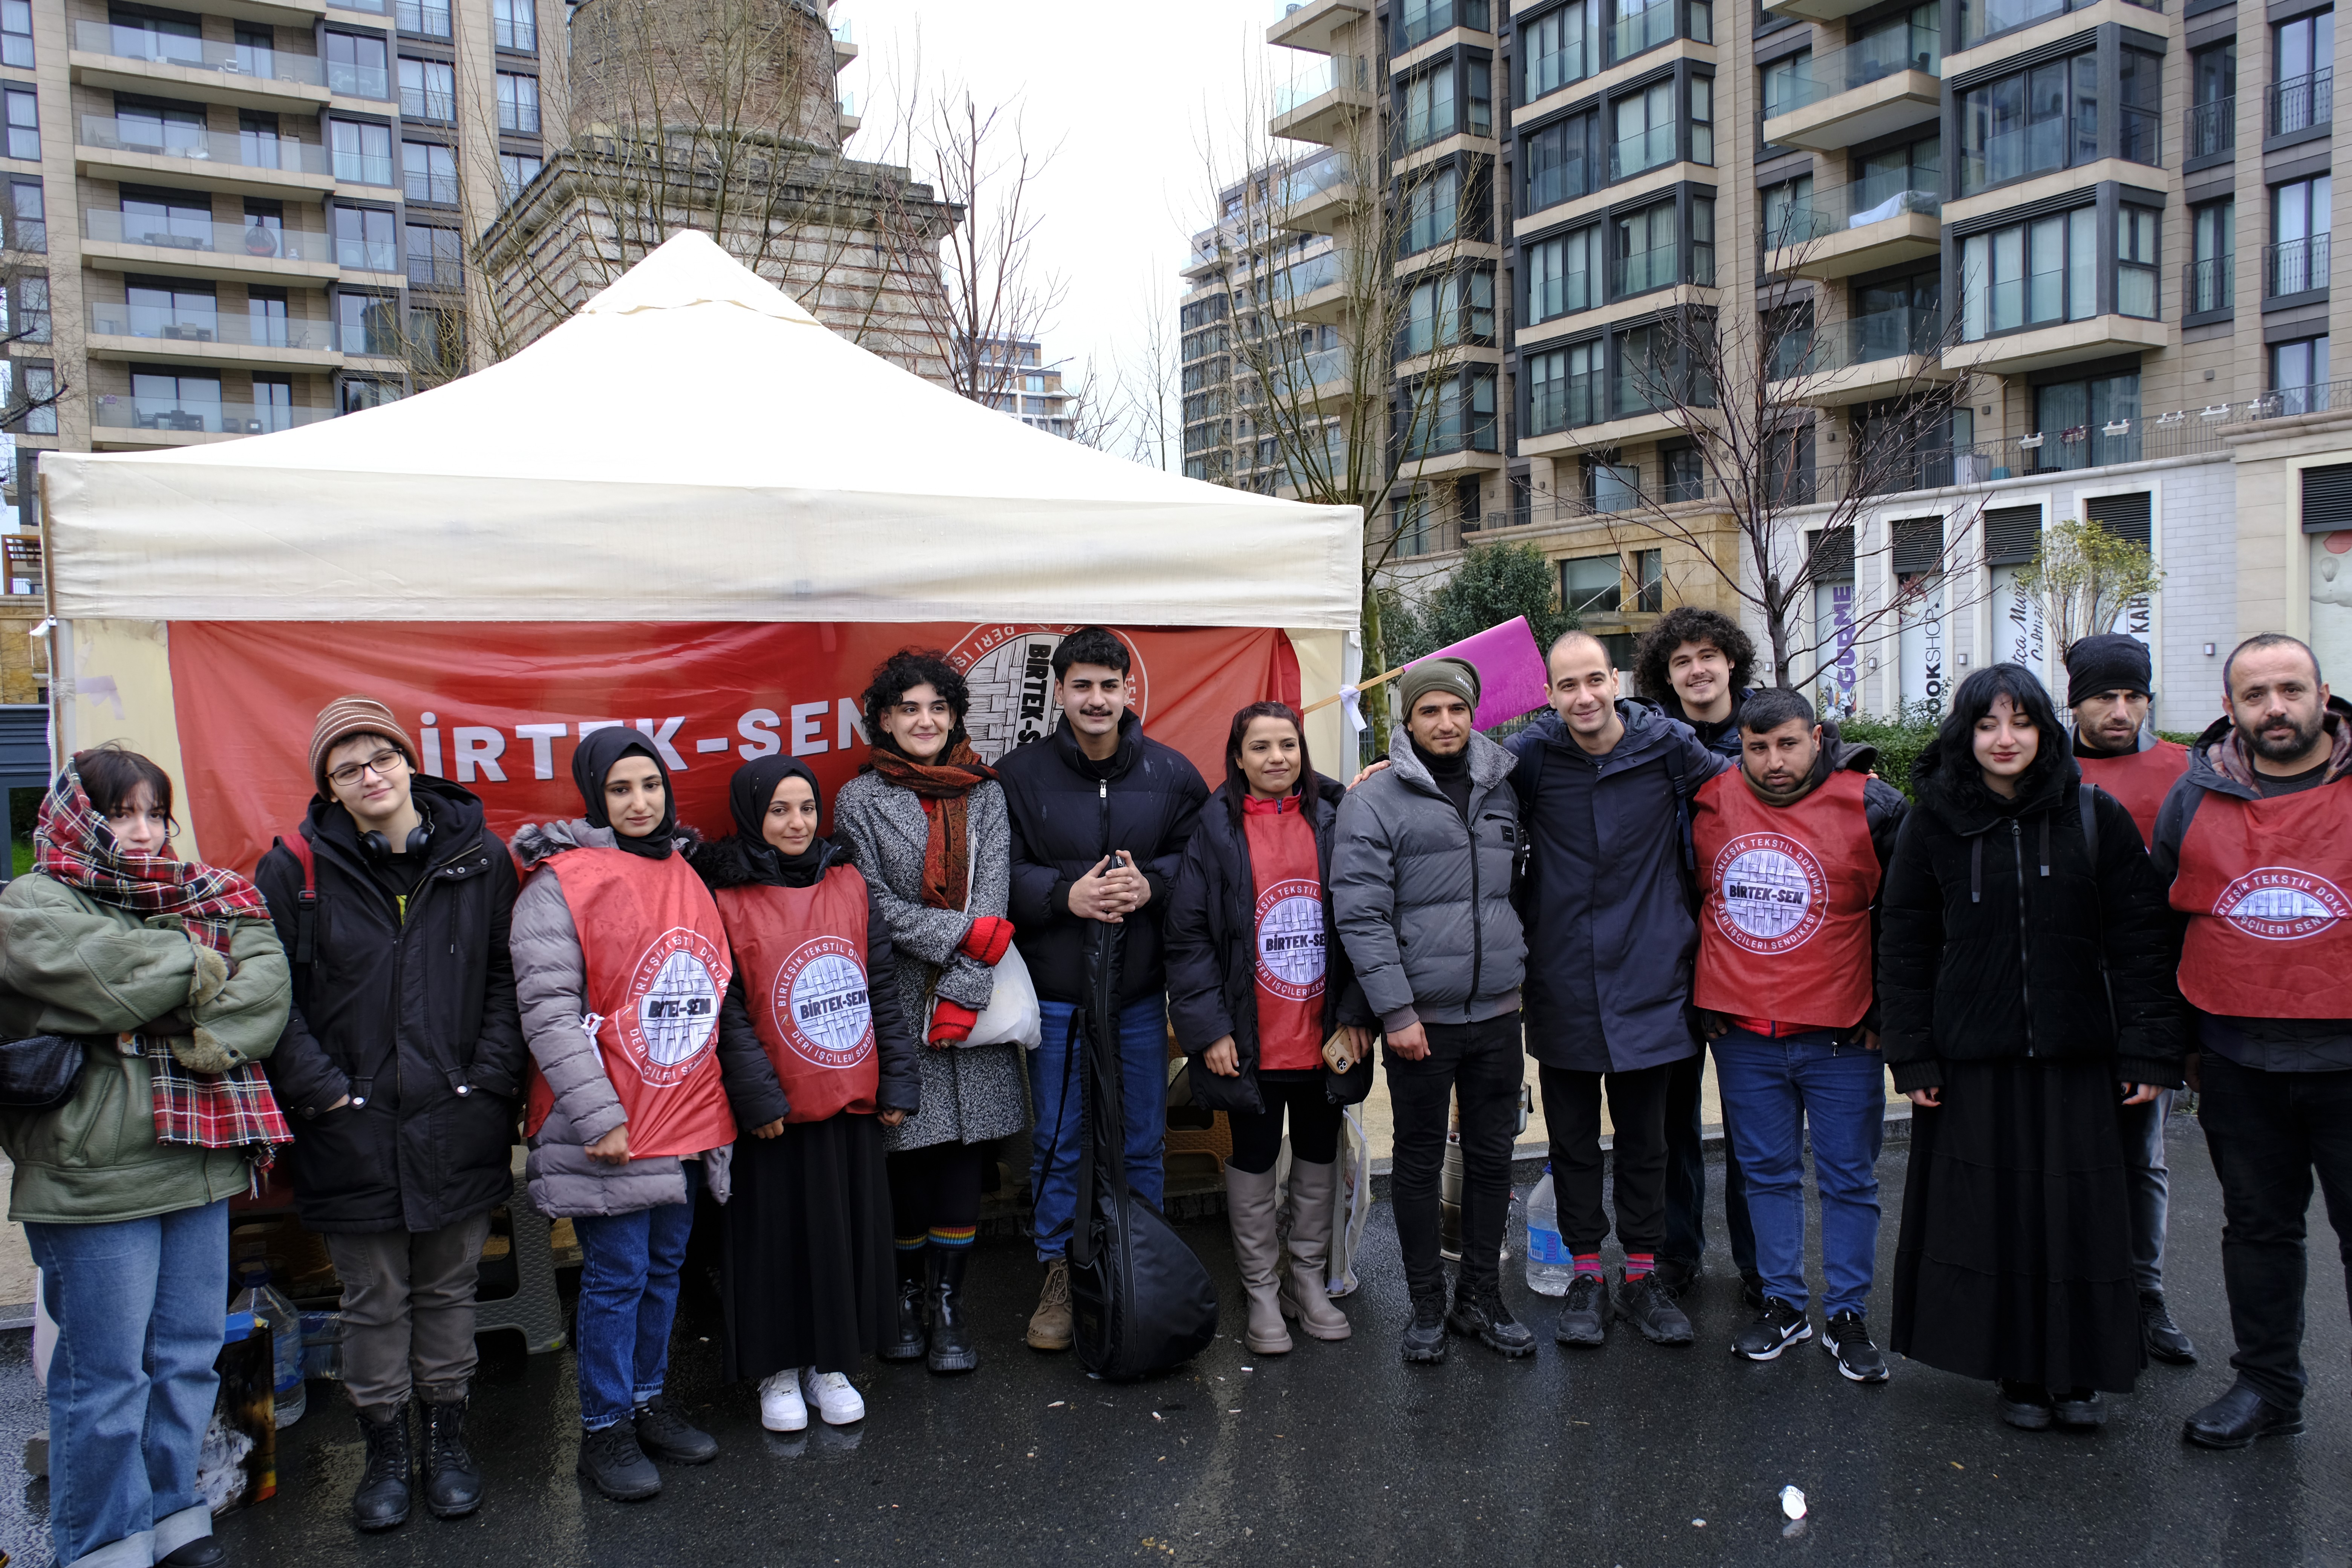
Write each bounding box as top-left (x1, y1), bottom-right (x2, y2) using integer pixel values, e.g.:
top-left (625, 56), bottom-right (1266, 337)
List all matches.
top-left (337, 289), bottom-right (398, 355)
top-left (110, 11), bottom-right (201, 64)
top-left (409, 304), bottom-right (460, 370)
top-left (327, 31), bottom-right (389, 98)
top-left (0, 0), bottom-right (29, 69)
top-left (1960, 208), bottom-right (2096, 338)
top-left (1399, 164), bottom-right (1461, 256)
top-left (1563, 553), bottom-right (1623, 613)
top-left (1524, 0), bottom-right (1596, 102)
top-left (1527, 340), bottom-right (1603, 432)
top-left (118, 189), bottom-right (211, 248)
top-left (498, 151), bottom-right (544, 203)
top-left (1613, 200), bottom-right (1677, 294)
top-left (1852, 268), bottom-right (1939, 358)
top-left (117, 102), bottom-right (206, 158)
top-left (2273, 336), bottom-right (2331, 412)
top-left (1961, 0), bottom-right (2061, 47)
top-left (1395, 0), bottom-right (1490, 49)
top-left (494, 0), bottom-right (536, 51)
top-left (1761, 173), bottom-right (1816, 250)
top-left (332, 120), bottom-right (394, 184)
top-left (7, 178), bottom-right (40, 252)
top-left (497, 72), bottom-right (541, 133)
top-left (333, 203), bottom-right (397, 270)
top-left (1615, 320), bottom-right (1667, 413)
top-left (1405, 367), bottom-right (1499, 457)
top-left (2117, 207), bottom-right (2158, 319)
top-left (132, 367), bottom-right (222, 433)
top-left (400, 58), bottom-right (454, 121)
top-left (1854, 3), bottom-right (1939, 81)
top-left (1611, 0), bottom-right (1675, 58)
top-left (1766, 300), bottom-right (1816, 380)
top-left (1635, 548), bottom-right (1663, 611)
top-left (1692, 195), bottom-right (1715, 286)
top-left (2191, 42), bottom-right (2236, 159)
top-left (397, 0), bottom-right (451, 38)
top-left (403, 139), bottom-right (457, 204)
top-left (2190, 198), bottom-right (2233, 314)
top-left (3, 88), bottom-right (34, 162)
top-left (1400, 268), bottom-right (1495, 356)
top-left (340, 377), bottom-right (401, 413)
top-left (1662, 445), bottom-right (1704, 502)
top-left (1403, 65), bottom-right (1458, 147)
top-left (234, 25), bottom-right (277, 78)
top-left (405, 222), bottom-right (461, 288)
top-left (1591, 464), bottom-right (1641, 514)
top-left (2033, 370), bottom-right (2139, 469)
top-left (251, 374), bottom-right (294, 432)
top-left (3, 273), bottom-right (44, 343)
top-left (124, 276), bottom-right (216, 340)
top-left (1523, 112), bottom-right (1596, 211)
top-left (17, 361), bottom-right (50, 433)
top-left (247, 285), bottom-right (288, 347)
top-left (1958, 54), bottom-right (2095, 195)
top-left (1687, 0), bottom-right (1712, 42)
top-left (241, 199), bottom-right (285, 259)
top-left (1688, 76), bottom-right (1713, 165)
top-left (1611, 81), bottom-right (1675, 179)
top-left (1527, 225), bottom-right (1599, 323)
top-left (1468, 60), bottom-right (1492, 138)
top-left (2272, 175), bottom-right (2332, 296)
top-left (1762, 50), bottom-right (1811, 118)
top-left (2273, 11), bottom-right (2335, 137)
top-left (1854, 136), bottom-right (1939, 222)
top-left (2120, 49), bottom-right (2161, 165)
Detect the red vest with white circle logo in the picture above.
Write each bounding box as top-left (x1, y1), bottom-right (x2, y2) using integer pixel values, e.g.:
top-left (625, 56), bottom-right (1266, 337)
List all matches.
top-left (712, 865), bottom-right (878, 1124)
top-left (523, 846), bottom-right (738, 1158)
top-left (2076, 740), bottom-right (2191, 848)
top-left (1691, 767), bottom-right (1880, 1029)
top-left (1242, 798), bottom-right (1326, 1071)
top-left (2171, 786), bottom-right (2352, 1018)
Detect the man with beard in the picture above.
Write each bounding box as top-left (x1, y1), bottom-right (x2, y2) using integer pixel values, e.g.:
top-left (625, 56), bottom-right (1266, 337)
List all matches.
top-left (2152, 633), bottom-right (2352, 1449)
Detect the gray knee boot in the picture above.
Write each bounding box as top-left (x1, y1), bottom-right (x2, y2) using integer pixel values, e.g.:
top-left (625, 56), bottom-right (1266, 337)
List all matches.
top-left (1223, 1164), bottom-right (1293, 1354)
top-left (1280, 1159), bottom-right (1352, 1341)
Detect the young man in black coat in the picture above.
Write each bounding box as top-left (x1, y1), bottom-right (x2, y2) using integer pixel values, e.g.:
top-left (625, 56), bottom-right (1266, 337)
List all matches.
top-left (254, 697), bottom-right (524, 1532)
top-left (994, 628), bottom-right (1208, 1352)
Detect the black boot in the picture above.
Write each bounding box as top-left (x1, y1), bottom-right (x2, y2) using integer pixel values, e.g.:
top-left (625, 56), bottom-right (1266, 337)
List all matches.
top-left (420, 1396), bottom-right (484, 1520)
top-left (2141, 1291), bottom-right (2197, 1365)
top-left (575, 1423), bottom-right (661, 1502)
top-left (882, 1246), bottom-right (928, 1363)
top-left (1446, 1279), bottom-right (1537, 1358)
top-left (1400, 1287), bottom-right (1449, 1365)
top-left (351, 1403), bottom-right (413, 1531)
top-left (926, 1246), bottom-right (980, 1375)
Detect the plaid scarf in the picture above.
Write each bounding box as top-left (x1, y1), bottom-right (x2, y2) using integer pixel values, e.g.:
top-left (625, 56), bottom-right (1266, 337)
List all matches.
top-left (34, 763), bottom-right (291, 1164)
top-left (868, 738), bottom-right (996, 912)
top-left (2208, 710), bottom-right (2352, 792)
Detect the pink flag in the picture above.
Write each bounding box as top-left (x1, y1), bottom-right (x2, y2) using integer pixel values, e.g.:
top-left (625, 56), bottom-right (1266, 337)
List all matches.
top-left (1412, 616), bottom-right (1550, 729)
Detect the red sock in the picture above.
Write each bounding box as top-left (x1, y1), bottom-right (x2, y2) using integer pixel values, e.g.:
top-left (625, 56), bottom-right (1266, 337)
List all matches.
top-left (1625, 1252), bottom-right (1657, 1279)
top-left (1573, 1253), bottom-right (1603, 1277)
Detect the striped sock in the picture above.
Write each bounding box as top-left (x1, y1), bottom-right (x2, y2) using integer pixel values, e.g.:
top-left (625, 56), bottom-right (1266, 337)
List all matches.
top-left (1573, 1253), bottom-right (1604, 1277)
top-left (929, 1225), bottom-right (977, 1250)
top-left (1625, 1252), bottom-right (1657, 1279)
top-left (894, 1234), bottom-right (927, 1254)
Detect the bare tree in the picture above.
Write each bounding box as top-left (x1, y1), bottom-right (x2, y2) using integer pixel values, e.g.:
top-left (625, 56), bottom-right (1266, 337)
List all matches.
top-left (2017, 517), bottom-right (2166, 667)
top-left (1120, 265), bottom-right (1182, 471)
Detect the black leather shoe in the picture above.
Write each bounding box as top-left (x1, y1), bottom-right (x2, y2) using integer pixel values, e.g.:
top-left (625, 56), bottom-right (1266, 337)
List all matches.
top-left (633, 1396), bottom-right (719, 1465)
top-left (1652, 1257), bottom-right (1698, 1298)
top-left (157, 1536), bottom-right (227, 1567)
top-left (1447, 1281), bottom-right (1537, 1358)
top-left (926, 1246), bottom-right (979, 1375)
top-left (1400, 1289), bottom-right (1449, 1365)
top-left (1617, 1272), bottom-right (1695, 1346)
top-left (1555, 1272), bottom-right (1610, 1347)
top-left (2053, 1389), bottom-right (2106, 1429)
top-left (352, 1404), bottom-right (413, 1531)
top-left (421, 1397), bottom-right (484, 1519)
top-left (882, 1247), bottom-right (928, 1363)
top-left (576, 1423), bottom-right (661, 1502)
top-left (1999, 1380), bottom-right (2054, 1431)
top-left (2141, 1292), bottom-right (2198, 1366)
top-left (2183, 1383), bottom-right (2305, 1449)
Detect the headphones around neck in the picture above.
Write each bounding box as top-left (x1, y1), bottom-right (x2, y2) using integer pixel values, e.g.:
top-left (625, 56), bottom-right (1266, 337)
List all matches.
top-left (360, 802), bottom-right (433, 864)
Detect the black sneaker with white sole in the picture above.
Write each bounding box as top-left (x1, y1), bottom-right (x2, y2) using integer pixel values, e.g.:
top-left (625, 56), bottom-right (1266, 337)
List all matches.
top-left (1821, 1309), bottom-right (1890, 1383)
top-left (1732, 1297), bottom-right (1813, 1361)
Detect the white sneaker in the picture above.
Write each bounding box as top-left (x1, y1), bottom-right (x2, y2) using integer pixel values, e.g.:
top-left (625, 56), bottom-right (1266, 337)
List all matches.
top-left (800, 1367), bottom-right (865, 1426)
top-left (758, 1369), bottom-right (807, 1433)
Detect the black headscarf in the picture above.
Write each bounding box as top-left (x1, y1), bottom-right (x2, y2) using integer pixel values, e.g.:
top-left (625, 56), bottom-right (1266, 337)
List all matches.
top-left (571, 726), bottom-right (676, 860)
top-left (728, 757), bottom-right (828, 888)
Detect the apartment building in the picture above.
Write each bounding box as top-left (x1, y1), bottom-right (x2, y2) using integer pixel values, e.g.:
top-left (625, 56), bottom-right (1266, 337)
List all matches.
top-left (1228, 0), bottom-right (2352, 727)
top-left (970, 336), bottom-right (1077, 438)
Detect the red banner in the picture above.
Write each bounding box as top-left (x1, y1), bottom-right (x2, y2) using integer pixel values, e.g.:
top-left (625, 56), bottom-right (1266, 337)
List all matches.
top-left (167, 622), bottom-right (1298, 873)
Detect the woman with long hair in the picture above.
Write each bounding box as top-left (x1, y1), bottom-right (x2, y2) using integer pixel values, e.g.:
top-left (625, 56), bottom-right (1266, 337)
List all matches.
top-left (833, 649), bottom-right (1027, 1375)
top-left (0, 747), bottom-right (290, 1568)
top-left (1881, 663), bottom-right (2184, 1430)
top-left (1167, 701), bottom-right (1372, 1353)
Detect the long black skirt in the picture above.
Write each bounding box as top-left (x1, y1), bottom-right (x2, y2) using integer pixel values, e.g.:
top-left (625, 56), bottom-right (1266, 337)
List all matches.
top-left (720, 1111), bottom-right (895, 1381)
top-left (1890, 1056), bottom-right (2144, 1395)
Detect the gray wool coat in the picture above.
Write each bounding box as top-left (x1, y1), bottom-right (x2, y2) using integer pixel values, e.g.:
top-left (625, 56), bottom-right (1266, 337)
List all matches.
top-left (830, 771), bottom-right (1030, 1153)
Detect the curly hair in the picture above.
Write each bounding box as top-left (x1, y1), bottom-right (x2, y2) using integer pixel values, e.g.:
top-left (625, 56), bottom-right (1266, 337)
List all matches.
top-left (859, 648), bottom-right (971, 750)
top-left (1634, 606), bottom-right (1756, 709)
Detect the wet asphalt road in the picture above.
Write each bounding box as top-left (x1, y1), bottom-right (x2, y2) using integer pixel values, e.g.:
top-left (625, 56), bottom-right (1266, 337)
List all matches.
top-left (2, 1113), bottom-right (2347, 1568)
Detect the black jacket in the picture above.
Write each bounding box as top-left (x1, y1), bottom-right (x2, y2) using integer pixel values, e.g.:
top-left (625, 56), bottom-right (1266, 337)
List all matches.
top-left (1877, 743), bottom-right (2185, 1093)
top-left (1661, 686), bottom-right (1756, 761)
top-left (254, 778), bottom-right (525, 1234)
top-left (688, 835), bottom-right (921, 1127)
top-left (1165, 778), bottom-right (1372, 1113)
top-left (997, 712), bottom-right (1210, 1007)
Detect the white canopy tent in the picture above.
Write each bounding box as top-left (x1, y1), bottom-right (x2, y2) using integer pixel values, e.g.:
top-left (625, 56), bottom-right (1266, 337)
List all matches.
top-left (35, 230), bottom-right (1363, 783)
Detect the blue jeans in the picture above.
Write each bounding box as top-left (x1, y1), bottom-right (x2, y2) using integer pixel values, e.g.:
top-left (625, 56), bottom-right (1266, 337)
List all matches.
top-left (1711, 1029), bottom-right (1885, 1317)
top-left (26, 1199), bottom-right (227, 1568)
top-left (571, 1161), bottom-right (700, 1431)
top-left (1030, 997), bottom-right (1168, 1262)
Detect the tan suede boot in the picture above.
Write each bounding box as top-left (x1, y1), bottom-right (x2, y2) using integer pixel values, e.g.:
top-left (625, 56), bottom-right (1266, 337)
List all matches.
top-left (1279, 1158), bottom-right (1353, 1341)
top-left (1223, 1165), bottom-right (1293, 1354)
top-left (1026, 1259), bottom-right (1073, 1352)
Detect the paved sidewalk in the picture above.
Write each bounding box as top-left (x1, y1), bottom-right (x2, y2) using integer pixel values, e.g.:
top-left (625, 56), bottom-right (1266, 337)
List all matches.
top-left (0, 1113), bottom-right (2343, 1568)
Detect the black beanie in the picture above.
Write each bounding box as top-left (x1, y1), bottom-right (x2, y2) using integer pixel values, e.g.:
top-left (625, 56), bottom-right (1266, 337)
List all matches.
top-left (2064, 633), bottom-right (2153, 701)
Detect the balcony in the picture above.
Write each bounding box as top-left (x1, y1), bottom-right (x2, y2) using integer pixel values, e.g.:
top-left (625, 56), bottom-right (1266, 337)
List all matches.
top-left (2185, 96), bottom-right (2233, 162)
top-left (1271, 54), bottom-right (1375, 145)
top-left (2183, 255), bottom-right (2231, 315)
top-left (2265, 235), bottom-right (2330, 300)
top-left (69, 21), bottom-right (328, 110)
top-left (1766, 186), bottom-right (1940, 279)
top-left (81, 209), bottom-right (338, 285)
top-left (1767, 308), bottom-right (1955, 406)
top-left (1761, 34), bottom-right (1940, 153)
top-left (1268, 346), bottom-right (1356, 411)
top-left (77, 115), bottom-right (335, 199)
top-left (1611, 0), bottom-right (1677, 58)
top-left (830, 18), bottom-right (856, 67)
top-left (1760, 0), bottom-right (1882, 29)
top-left (1943, 312), bottom-right (2172, 377)
top-left (92, 396), bottom-right (336, 448)
top-left (1268, 0), bottom-right (1370, 52)
top-left (1277, 153), bottom-right (1357, 233)
top-left (2270, 70), bottom-right (2332, 139)
top-left (1271, 250), bottom-right (1353, 323)
top-left (86, 305), bottom-right (343, 370)
top-left (1959, 115), bottom-right (2092, 196)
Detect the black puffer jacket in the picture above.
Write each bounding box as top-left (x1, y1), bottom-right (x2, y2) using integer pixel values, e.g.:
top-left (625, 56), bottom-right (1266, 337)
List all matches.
top-left (997, 712), bottom-right (1209, 1007)
top-left (254, 778), bottom-right (525, 1234)
top-left (1877, 743), bottom-right (2185, 1093)
top-left (1165, 778), bottom-right (1373, 1113)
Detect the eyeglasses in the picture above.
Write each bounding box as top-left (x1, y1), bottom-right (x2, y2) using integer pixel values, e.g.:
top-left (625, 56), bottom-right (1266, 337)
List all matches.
top-left (328, 748), bottom-right (408, 787)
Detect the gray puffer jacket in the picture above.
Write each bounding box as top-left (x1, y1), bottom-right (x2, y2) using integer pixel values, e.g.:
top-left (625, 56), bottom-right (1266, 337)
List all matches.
top-left (1331, 728), bottom-right (1526, 1031)
top-left (510, 819), bottom-right (745, 1220)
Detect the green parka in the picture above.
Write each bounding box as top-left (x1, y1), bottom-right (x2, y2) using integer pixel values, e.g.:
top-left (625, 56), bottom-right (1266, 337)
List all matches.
top-left (0, 873), bottom-right (292, 1225)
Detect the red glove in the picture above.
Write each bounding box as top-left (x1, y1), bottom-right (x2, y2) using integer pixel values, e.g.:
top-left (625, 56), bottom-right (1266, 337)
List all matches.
top-left (959, 916), bottom-right (1015, 966)
top-left (929, 999), bottom-right (979, 1047)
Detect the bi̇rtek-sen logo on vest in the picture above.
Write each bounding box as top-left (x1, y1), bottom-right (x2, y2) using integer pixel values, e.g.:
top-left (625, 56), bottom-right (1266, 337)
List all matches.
top-left (1713, 833), bottom-right (1830, 955)
top-left (772, 936), bottom-right (874, 1069)
top-left (1254, 878), bottom-right (1328, 1002)
top-left (2214, 866), bottom-right (2352, 941)
top-left (624, 927), bottom-right (725, 1085)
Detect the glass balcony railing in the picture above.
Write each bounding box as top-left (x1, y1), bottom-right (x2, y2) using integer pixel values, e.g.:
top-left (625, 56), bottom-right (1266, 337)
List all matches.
top-left (1837, 306), bottom-right (1941, 366)
top-left (333, 147), bottom-right (395, 187)
top-left (2266, 234), bottom-right (2329, 297)
top-left (336, 236), bottom-right (398, 271)
top-left (1609, 124), bottom-right (1675, 179)
top-left (1959, 115), bottom-right (2091, 194)
top-left (1396, 0), bottom-right (1489, 50)
top-left (1847, 175), bottom-right (1940, 224)
top-left (1280, 153), bottom-right (1352, 206)
top-left (1269, 346), bottom-right (1351, 399)
top-left (1275, 55), bottom-right (1370, 116)
top-left (1271, 250), bottom-right (1338, 300)
top-left (1528, 371), bottom-right (1604, 435)
top-left (2183, 254), bottom-right (2231, 313)
top-left (1614, 242), bottom-right (1679, 294)
top-left (2271, 69), bottom-right (2333, 137)
top-left (2119, 106), bottom-right (2162, 165)
top-left (89, 306), bottom-right (338, 352)
top-left (1525, 151), bottom-right (1594, 211)
top-left (93, 396), bottom-right (336, 435)
top-left (80, 115), bottom-right (333, 176)
top-left (1766, 29), bottom-right (1942, 117)
top-left (327, 61), bottom-right (390, 98)
top-left (84, 208), bottom-right (325, 263)
top-left (1610, 0), bottom-right (1675, 59)
top-left (2187, 96), bottom-right (2233, 159)
top-left (71, 21), bottom-right (325, 86)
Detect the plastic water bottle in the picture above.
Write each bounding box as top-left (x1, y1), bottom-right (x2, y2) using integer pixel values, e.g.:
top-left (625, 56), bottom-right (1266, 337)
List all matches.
top-left (231, 1267), bottom-right (307, 1428)
top-left (1524, 1165), bottom-right (1573, 1296)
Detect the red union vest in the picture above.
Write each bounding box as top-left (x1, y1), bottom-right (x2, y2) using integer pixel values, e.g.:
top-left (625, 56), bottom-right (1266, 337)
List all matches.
top-left (2077, 740), bottom-right (2191, 848)
top-left (711, 865), bottom-right (879, 1124)
top-left (523, 846), bottom-right (738, 1159)
top-left (1691, 767), bottom-right (1880, 1030)
top-left (2172, 784), bottom-right (2352, 1018)
top-left (1242, 797), bottom-right (1326, 1071)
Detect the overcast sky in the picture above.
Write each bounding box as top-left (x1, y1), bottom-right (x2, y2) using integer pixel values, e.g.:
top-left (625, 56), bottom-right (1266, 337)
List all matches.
top-left (837, 2), bottom-right (1291, 461)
